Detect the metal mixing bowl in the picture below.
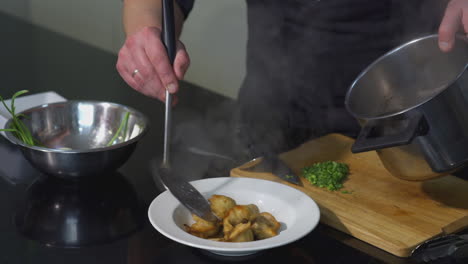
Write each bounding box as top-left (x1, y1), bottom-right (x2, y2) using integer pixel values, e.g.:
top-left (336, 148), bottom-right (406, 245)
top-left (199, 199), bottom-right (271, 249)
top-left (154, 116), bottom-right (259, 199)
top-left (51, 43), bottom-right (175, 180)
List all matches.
top-left (4, 101), bottom-right (148, 178)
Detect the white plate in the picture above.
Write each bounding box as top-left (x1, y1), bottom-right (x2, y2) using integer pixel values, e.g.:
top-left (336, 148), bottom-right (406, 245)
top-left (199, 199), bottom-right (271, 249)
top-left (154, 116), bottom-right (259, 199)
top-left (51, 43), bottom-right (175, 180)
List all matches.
top-left (148, 177), bottom-right (320, 256)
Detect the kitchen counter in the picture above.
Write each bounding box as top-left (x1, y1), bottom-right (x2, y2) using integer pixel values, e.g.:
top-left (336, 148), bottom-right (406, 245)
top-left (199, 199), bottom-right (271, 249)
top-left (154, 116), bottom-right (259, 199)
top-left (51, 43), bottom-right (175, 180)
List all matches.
top-left (0, 11), bottom-right (466, 264)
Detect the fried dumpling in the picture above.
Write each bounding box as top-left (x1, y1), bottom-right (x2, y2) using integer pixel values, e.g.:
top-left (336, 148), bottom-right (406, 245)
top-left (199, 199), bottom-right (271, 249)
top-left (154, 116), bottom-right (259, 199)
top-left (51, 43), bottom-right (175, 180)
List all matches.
top-left (251, 212), bottom-right (281, 240)
top-left (208, 194), bottom-right (236, 219)
top-left (184, 195), bottom-right (281, 242)
top-left (184, 214), bottom-right (221, 238)
top-left (225, 222), bottom-right (254, 242)
top-left (224, 204), bottom-right (259, 225)
top-left (223, 204), bottom-right (259, 235)
top-left (246, 204), bottom-right (260, 216)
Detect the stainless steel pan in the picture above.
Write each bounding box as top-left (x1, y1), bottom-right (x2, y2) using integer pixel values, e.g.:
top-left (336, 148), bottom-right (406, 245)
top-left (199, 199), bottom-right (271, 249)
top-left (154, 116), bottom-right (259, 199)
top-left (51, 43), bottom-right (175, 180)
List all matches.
top-left (345, 34), bottom-right (468, 181)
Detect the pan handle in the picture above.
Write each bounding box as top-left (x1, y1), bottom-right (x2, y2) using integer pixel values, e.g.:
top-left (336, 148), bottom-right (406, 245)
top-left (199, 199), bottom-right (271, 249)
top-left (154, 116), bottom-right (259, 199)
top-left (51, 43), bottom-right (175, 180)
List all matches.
top-left (351, 111), bottom-right (429, 153)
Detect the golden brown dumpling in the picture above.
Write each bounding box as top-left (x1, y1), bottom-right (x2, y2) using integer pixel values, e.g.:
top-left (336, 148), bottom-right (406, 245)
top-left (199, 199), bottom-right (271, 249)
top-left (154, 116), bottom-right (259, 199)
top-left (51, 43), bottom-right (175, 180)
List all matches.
top-left (184, 195), bottom-right (281, 242)
top-left (225, 204), bottom-right (259, 225)
top-left (251, 212), bottom-right (281, 240)
top-left (223, 204), bottom-right (259, 235)
top-left (184, 214), bottom-right (220, 238)
top-left (208, 195), bottom-right (236, 219)
top-left (246, 204), bottom-right (260, 217)
top-left (225, 222), bottom-right (254, 242)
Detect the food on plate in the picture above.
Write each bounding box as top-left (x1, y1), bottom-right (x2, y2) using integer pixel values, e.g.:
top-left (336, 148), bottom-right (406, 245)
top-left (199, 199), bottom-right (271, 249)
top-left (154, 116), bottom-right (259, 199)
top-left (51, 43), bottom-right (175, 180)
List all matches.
top-left (225, 222), bottom-right (254, 242)
top-left (223, 204), bottom-right (259, 235)
top-left (184, 194), bottom-right (280, 242)
top-left (251, 212), bottom-right (281, 240)
top-left (208, 194), bottom-right (236, 219)
top-left (184, 214), bottom-right (221, 238)
top-left (302, 161), bottom-right (349, 191)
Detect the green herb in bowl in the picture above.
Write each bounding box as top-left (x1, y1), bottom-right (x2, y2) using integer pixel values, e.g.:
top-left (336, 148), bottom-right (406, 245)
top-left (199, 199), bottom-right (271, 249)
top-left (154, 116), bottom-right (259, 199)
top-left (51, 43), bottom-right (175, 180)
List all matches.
top-left (302, 161), bottom-right (349, 191)
top-left (107, 111), bottom-right (131, 146)
top-left (0, 90), bottom-right (40, 146)
top-left (1, 90), bottom-right (133, 148)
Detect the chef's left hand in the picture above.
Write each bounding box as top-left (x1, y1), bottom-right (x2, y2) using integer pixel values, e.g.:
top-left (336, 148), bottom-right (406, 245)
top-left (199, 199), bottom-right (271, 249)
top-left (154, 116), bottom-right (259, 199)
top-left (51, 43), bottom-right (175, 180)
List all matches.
top-left (438, 0), bottom-right (468, 52)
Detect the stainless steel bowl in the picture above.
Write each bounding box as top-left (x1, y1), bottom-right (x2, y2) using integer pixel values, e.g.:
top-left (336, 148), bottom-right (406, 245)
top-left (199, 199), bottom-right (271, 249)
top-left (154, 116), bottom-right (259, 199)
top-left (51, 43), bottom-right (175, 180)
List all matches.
top-left (4, 101), bottom-right (148, 178)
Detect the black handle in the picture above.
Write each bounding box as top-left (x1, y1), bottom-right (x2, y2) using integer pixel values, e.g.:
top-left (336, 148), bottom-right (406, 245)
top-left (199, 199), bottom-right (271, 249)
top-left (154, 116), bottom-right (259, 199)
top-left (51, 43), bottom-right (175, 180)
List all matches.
top-left (411, 234), bottom-right (468, 263)
top-left (351, 111), bottom-right (428, 153)
top-left (162, 0), bottom-right (176, 65)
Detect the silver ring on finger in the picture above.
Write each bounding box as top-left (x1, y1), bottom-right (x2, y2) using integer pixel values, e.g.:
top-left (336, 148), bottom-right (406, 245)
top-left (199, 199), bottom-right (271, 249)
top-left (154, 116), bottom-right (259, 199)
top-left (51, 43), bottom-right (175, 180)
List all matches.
top-left (131, 69), bottom-right (139, 78)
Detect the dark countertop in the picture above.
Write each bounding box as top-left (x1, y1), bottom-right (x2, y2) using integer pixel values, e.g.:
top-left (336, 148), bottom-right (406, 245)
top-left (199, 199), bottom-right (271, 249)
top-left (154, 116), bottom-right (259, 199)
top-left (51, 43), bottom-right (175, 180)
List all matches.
top-left (0, 12), bottom-right (466, 264)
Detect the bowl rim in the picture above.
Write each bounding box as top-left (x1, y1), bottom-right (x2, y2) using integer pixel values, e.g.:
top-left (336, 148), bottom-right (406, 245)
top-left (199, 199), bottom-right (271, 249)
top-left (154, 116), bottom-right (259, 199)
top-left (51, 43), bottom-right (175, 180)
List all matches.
top-left (344, 33), bottom-right (468, 120)
top-left (3, 100), bottom-right (149, 153)
top-left (148, 177), bottom-right (321, 255)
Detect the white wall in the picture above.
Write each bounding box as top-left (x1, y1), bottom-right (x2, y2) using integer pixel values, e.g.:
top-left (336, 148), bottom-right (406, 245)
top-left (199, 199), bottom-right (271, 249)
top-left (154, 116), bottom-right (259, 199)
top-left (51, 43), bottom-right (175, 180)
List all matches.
top-left (181, 1), bottom-right (247, 99)
top-left (0, 0), bottom-right (30, 19)
top-left (0, 0), bottom-right (247, 99)
top-left (28, 0), bottom-right (125, 55)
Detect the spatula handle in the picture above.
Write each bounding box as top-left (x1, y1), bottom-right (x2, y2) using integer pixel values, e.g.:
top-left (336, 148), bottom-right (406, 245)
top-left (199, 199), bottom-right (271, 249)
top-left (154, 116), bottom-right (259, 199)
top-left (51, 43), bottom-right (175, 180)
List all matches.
top-left (161, 0), bottom-right (176, 167)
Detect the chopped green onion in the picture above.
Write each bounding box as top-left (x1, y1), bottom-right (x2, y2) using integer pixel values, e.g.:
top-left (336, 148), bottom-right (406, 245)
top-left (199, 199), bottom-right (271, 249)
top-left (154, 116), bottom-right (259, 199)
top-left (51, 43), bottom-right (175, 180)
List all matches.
top-left (301, 161), bottom-right (349, 191)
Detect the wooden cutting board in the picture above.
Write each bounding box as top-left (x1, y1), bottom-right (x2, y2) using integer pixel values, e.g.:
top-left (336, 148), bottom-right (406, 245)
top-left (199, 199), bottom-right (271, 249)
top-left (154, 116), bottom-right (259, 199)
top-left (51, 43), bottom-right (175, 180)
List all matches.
top-left (230, 133), bottom-right (468, 257)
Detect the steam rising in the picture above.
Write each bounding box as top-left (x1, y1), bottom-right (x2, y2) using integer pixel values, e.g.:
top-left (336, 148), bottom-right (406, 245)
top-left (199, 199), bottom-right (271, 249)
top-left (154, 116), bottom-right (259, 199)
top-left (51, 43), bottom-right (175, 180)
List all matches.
top-left (169, 0), bottom-right (449, 180)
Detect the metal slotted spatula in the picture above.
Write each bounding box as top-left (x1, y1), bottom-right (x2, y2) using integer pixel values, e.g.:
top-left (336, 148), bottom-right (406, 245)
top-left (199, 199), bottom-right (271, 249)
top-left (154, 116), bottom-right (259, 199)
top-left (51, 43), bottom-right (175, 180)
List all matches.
top-left (156, 0), bottom-right (217, 222)
top-left (243, 153), bottom-right (302, 186)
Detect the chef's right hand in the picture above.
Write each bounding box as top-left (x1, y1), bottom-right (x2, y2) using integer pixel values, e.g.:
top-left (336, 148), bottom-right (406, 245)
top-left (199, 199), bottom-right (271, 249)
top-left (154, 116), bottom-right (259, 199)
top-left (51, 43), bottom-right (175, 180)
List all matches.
top-left (116, 26), bottom-right (190, 102)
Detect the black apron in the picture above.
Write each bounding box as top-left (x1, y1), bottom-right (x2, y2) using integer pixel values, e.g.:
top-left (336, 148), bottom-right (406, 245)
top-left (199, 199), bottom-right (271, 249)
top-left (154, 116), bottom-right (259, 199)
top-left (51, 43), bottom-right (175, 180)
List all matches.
top-left (236, 0), bottom-right (447, 158)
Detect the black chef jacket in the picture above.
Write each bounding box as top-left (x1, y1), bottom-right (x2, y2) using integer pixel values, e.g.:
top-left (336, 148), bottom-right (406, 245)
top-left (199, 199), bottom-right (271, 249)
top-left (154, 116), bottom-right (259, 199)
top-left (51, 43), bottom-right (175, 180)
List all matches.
top-left (177, 0), bottom-right (447, 158)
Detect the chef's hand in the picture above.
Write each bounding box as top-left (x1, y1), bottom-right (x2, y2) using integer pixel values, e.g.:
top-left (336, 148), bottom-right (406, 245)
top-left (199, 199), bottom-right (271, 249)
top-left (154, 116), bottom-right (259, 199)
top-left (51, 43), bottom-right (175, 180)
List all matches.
top-left (438, 0), bottom-right (468, 52)
top-left (116, 26), bottom-right (190, 102)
